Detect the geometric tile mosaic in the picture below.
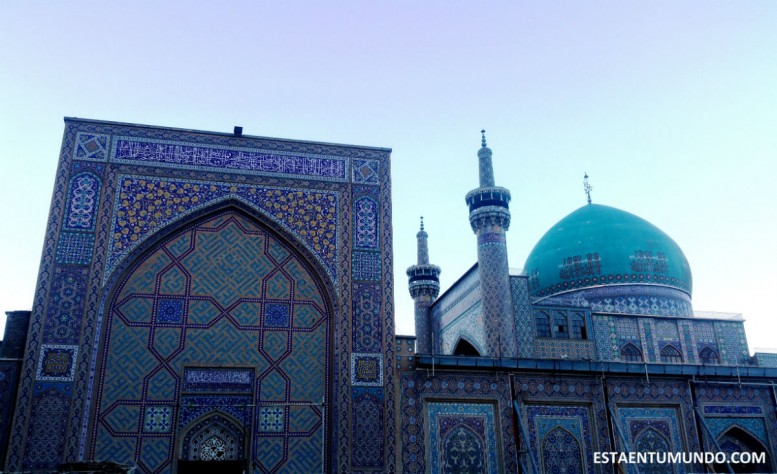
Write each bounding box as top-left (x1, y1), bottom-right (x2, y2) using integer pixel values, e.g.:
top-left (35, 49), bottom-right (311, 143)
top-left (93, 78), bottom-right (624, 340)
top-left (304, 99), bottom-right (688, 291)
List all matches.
top-left (427, 402), bottom-right (499, 474)
top-left (351, 353), bottom-right (383, 387)
top-left (35, 344), bottom-right (78, 381)
top-left (352, 159), bottom-right (379, 184)
top-left (351, 387), bottom-right (385, 469)
top-left (264, 303), bottom-right (290, 328)
top-left (143, 406), bottom-right (172, 433)
top-left (352, 251), bottom-right (381, 281)
top-left (74, 132), bottom-right (109, 161)
top-left (401, 373), bottom-right (518, 474)
top-left (44, 266), bottom-right (88, 344)
top-left (91, 211), bottom-right (331, 473)
top-left (258, 406), bottom-right (285, 432)
top-left (55, 231), bottom-right (95, 266)
top-left (156, 299), bottom-right (184, 324)
top-left (511, 276), bottom-right (535, 358)
top-left (352, 282), bottom-right (382, 353)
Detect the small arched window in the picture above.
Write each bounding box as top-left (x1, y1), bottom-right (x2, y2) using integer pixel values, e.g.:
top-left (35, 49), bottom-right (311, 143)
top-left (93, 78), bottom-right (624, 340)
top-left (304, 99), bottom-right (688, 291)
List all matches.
top-left (535, 312), bottom-right (551, 338)
top-left (453, 338), bottom-right (481, 357)
top-left (621, 343), bottom-right (643, 362)
top-left (660, 345), bottom-right (683, 364)
top-left (553, 312), bottom-right (568, 338)
top-left (699, 347), bottom-right (720, 365)
top-left (570, 314), bottom-right (586, 339)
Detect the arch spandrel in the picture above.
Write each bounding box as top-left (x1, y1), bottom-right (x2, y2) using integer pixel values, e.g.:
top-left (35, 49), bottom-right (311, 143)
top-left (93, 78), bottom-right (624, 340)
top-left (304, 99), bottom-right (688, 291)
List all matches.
top-left (103, 176), bottom-right (341, 294)
top-left (90, 206), bottom-right (334, 473)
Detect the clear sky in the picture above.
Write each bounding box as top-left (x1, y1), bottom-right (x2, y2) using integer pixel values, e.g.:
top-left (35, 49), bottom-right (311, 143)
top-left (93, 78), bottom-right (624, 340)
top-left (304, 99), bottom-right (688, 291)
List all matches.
top-left (1, 2), bottom-right (776, 351)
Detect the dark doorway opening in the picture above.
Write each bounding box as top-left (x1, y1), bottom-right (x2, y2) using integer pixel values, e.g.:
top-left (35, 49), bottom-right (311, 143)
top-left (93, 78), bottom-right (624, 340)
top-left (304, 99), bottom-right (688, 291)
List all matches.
top-left (453, 338), bottom-right (481, 356)
top-left (178, 460), bottom-right (246, 474)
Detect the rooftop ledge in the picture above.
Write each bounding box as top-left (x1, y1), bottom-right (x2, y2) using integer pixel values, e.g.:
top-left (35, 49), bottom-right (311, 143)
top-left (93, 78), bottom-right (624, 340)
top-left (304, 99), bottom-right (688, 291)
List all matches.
top-left (416, 355), bottom-right (777, 379)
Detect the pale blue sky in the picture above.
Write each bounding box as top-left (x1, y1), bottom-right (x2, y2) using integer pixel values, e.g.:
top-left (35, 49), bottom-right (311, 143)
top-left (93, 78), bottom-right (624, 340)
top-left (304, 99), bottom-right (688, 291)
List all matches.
top-left (1, 2), bottom-right (776, 351)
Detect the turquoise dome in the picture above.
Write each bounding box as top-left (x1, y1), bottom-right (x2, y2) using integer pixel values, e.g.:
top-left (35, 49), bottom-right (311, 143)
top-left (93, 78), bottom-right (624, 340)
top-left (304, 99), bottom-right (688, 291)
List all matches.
top-left (524, 204), bottom-right (692, 298)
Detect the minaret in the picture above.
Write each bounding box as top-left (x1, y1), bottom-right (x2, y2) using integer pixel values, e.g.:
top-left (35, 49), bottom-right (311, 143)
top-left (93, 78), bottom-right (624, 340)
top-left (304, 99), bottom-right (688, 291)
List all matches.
top-left (406, 217), bottom-right (441, 354)
top-left (464, 130), bottom-right (517, 357)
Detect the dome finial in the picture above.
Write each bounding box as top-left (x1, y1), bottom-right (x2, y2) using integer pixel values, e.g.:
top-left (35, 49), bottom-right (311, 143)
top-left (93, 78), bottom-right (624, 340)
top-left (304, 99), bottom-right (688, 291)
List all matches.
top-left (481, 129), bottom-right (487, 148)
top-left (420, 215), bottom-right (424, 231)
top-left (584, 172), bottom-right (593, 205)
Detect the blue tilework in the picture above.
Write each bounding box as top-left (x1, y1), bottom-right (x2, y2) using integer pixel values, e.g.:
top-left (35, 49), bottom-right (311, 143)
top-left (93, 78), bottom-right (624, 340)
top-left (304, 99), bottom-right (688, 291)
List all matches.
top-left (705, 417), bottom-right (769, 448)
top-left (56, 232), bottom-right (95, 266)
top-left (112, 136), bottom-right (348, 181)
top-left (9, 119), bottom-right (395, 473)
top-left (351, 387), bottom-right (385, 469)
top-left (353, 196), bottom-right (379, 249)
top-left (427, 402), bottom-right (499, 474)
top-left (542, 284), bottom-right (693, 317)
top-left (526, 405), bottom-right (592, 473)
top-left (178, 395), bottom-right (251, 428)
top-left (143, 406), bottom-right (171, 433)
top-left (619, 407), bottom-right (686, 472)
top-left (352, 159), bottom-right (379, 184)
top-left (352, 282), bottom-right (382, 352)
top-left (63, 172), bottom-right (101, 231)
top-left (182, 368), bottom-right (253, 393)
top-left (258, 406), bottom-right (285, 432)
top-left (264, 303), bottom-right (290, 328)
top-left (35, 344), bottom-right (78, 381)
top-left (105, 176), bottom-right (340, 287)
top-left (23, 388), bottom-right (70, 468)
top-left (352, 251), bottom-right (381, 281)
top-left (400, 373), bottom-right (517, 474)
top-left (475, 229), bottom-right (517, 356)
top-left (74, 132), bottom-right (109, 161)
top-left (90, 212), bottom-right (330, 473)
top-left (593, 315), bottom-right (618, 361)
top-left (156, 299), bottom-right (184, 324)
top-left (439, 301), bottom-right (484, 355)
top-left (44, 266), bottom-right (88, 344)
top-left (181, 413), bottom-right (244, 461)
top-left (351, 353), bottom-right (383, 386)
top-left (510, 276), bottom-right (535, 358)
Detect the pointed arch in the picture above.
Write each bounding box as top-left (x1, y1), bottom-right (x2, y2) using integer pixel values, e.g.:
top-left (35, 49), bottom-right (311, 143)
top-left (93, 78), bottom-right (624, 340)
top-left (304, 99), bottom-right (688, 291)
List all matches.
top-left (453, 337), bottom-right (482, 357)
top-left (540, 427), bottom-right (583, 474)
top-left (699, 346), bottom-right (720, 364)
top-left (441, 423), bottom-right (486, 473)
top-left (716, 426), bottom-right (773, 473)
top-left (179, 411), bottom-right (245, 461)
top-left (620, 343), bottom-right (643, 362)
top-left (660, 344), bottom-right (683, 363)
top-left (87, 201), bottom-right (335, 471)
top-left (633, 427), bottom-right (673, 474)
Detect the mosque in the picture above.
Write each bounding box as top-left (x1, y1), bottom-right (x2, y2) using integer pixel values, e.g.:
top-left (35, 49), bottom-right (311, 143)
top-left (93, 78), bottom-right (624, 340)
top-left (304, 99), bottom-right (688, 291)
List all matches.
top-left (1, 118), bottom-right (776, 473)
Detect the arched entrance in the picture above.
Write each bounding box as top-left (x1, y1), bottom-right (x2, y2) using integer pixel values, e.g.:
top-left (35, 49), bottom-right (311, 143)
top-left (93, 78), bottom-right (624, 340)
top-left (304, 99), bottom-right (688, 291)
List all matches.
top-left (715, 426), bottom-right (773, 473)
top-left (89, 205), bottom-right (333, 473)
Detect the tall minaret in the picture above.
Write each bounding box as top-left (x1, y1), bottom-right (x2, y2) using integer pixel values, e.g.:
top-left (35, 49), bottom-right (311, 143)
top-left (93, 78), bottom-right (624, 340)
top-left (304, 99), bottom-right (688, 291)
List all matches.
top-left (464, 130), bottom-right (517, 357)
top-left (406, 217), bottom-right (441, 354)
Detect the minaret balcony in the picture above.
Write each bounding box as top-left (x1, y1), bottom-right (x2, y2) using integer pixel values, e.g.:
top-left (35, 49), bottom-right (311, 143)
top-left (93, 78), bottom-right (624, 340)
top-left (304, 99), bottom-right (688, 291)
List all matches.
top-left (468, 205), bottom-right (511, 232)
top-left (465, 186), bottom-right (511, 213)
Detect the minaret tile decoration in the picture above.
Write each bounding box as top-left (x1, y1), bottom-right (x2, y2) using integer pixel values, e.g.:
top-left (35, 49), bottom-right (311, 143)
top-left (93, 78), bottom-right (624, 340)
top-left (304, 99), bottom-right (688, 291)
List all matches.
top-left (406, 217), bottom-right (440, 354)
top-left (465, 131), bottom-right (518, 357)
